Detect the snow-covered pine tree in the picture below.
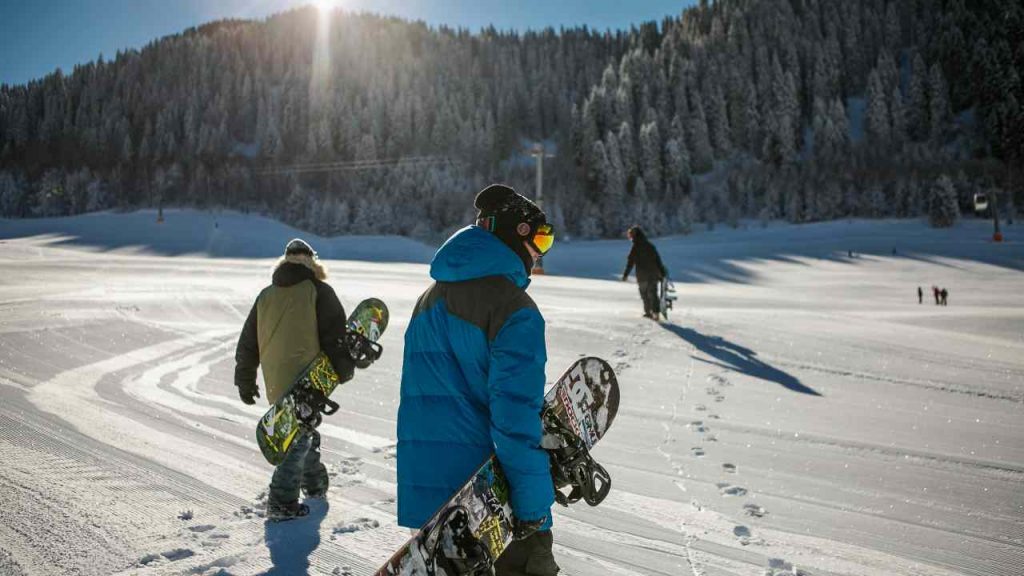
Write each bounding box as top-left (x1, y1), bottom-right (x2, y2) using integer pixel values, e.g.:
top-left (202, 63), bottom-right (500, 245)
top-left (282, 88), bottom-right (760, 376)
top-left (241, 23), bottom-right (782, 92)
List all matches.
top-left (603, 131), bottom-right (628, 234)
top-left (687, 91), bottom-right (714, 174)
top-left (633, 176), bottom-right (649, 229)
top-left (816, 180), bottom-right (842, 221)
top-left (865, 69), bottom-right (891, 149)
top-left (85, 178), bottom-right (107, 213)
top-left (705, 80), bottom-right (731, 157)
top-left (617, 122), bottom-right (638, 185)
top-left (588, 139), bottom-right (610, 202)
top-left (877, 51), bottom-right (899, 97)
top-left (890, 85), bottom-right (906, 148)
top-left (663, 138), bottom-right (691, 201)
top-left (928, 174), bottom-right (960, 228)
top-left (884, 2), bottom-right (902, 52)
top-left (676, 194), bottom-right (695, 234)
top-left (928, 63), bottom-right (952, 143)
top-left (865, 183), bottom-right (886, 218)
top-left (638, 120), bottom-right (663, 197)
top-left (0, 171), bottom-right (26, 217)
top-left (906, 51), bottom-right (930, 142)
top-left (811, 97), bottom-right (832, 161)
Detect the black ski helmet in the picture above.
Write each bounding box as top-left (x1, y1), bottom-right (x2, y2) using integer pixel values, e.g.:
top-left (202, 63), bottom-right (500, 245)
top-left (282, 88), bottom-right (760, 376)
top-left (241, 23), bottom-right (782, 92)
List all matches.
top-left (474, 184), bottom-right (546, 274)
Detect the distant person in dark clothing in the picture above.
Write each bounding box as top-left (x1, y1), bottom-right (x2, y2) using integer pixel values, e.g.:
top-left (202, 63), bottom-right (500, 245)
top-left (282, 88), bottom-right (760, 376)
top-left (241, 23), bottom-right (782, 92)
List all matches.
top-left (941, 288), bottom-right (948, 306)
top-left (622, 226), bottom-right (668, 319)
top-left (932, 286), bottom-right (940, 305)
top-left (918, 286), bottom-right (923, 304)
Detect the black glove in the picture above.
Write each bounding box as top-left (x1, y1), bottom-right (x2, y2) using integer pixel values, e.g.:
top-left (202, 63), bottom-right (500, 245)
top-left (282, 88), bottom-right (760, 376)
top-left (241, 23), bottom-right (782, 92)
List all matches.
top-left (238, 385), bottom-right (260, 405)
top-left (512, 516), bottom-right (546, 541)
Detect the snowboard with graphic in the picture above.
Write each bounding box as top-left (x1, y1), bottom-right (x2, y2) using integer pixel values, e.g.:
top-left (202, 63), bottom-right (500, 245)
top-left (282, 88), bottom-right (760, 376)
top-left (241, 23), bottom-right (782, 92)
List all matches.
top-left (374, 356), bottom-right (619, 575)
top-left (256, 297), bottom-right (388, 466)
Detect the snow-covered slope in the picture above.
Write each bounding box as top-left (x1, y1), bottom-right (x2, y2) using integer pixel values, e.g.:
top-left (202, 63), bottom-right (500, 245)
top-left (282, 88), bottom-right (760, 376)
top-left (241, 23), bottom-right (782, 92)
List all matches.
top-left (0, 213), bottom-right (1021, 575)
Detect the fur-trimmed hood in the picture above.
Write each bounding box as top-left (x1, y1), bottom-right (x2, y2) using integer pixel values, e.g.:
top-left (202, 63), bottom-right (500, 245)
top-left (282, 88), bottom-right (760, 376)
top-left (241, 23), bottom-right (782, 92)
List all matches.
top-left (273, 254), bottom-right (328, 285)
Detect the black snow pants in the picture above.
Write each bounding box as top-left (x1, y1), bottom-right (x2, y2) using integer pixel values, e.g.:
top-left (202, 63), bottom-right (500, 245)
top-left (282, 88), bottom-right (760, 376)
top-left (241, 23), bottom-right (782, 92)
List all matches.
top-left (638, 280), bottom-right (660, 317)
top-left (268, 428), bottom-right (328, 506)
top-left (494, 530), bottom-right (560, 575)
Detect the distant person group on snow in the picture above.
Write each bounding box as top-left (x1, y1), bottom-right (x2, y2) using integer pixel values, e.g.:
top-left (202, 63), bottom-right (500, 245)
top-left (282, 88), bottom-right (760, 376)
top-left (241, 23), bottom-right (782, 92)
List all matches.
top-left (921, 285), bottom-right (950, 305)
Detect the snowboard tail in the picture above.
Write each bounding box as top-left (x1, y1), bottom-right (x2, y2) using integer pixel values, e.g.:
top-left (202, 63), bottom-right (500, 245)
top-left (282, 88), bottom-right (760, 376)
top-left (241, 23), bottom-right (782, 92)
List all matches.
top-left (659, 277), bottom-right (677, 320)
top-left (256, 298), bottom-right (389, 466)
top-left (375, 356), bottom-right (618, 575)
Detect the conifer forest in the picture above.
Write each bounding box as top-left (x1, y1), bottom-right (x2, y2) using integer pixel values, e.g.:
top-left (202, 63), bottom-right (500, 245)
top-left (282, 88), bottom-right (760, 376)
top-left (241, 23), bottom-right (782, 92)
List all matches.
top-left (1, 0), bottom-right (1021, 238)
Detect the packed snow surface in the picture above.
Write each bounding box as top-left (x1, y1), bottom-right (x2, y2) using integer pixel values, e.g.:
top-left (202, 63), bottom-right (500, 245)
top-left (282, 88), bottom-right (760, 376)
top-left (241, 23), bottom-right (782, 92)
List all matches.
top-left (0, 210), bottom-right (1022, 575)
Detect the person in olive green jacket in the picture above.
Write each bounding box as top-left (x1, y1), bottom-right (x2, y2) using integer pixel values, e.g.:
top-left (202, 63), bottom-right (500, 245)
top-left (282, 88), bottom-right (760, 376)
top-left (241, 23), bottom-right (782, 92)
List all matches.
top-left (234, 238), bottom-right (356, 521)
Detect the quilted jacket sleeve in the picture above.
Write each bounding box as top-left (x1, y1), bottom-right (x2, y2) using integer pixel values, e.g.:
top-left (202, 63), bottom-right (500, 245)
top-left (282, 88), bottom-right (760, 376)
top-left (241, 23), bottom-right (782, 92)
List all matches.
top-left (487, 306), bottom-right (554, 524)
top-left (234, 301), bottom-right (260, 394)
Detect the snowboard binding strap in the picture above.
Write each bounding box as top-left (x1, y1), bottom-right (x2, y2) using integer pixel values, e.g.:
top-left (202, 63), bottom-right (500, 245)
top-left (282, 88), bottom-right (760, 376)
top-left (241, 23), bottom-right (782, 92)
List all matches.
top-left (343, 329), bottom-right (384, 369)
top-left (292, 386), bottom-right (340, 430)
top-left (427, 506), bottom-right (494, 576)
top-left (542, 415), bottom-right (612, 507)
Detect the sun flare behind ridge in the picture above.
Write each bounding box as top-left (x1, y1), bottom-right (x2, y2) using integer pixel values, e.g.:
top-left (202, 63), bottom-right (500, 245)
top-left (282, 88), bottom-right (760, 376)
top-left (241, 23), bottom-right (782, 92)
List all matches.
top-left (314, 0), bottom-right (337, 14)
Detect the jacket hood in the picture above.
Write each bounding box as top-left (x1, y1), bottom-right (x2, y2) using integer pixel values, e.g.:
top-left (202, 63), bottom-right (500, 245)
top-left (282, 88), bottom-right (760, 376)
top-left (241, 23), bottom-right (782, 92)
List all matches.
top-left (430, 226), bottom-right (530, 289)
top-left (272, 261), bottom-right (316, 287)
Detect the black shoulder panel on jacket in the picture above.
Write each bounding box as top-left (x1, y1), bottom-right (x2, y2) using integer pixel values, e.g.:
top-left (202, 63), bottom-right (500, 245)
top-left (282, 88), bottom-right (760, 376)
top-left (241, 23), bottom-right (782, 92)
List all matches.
top-left (412, 276), bottom-right (536, 342)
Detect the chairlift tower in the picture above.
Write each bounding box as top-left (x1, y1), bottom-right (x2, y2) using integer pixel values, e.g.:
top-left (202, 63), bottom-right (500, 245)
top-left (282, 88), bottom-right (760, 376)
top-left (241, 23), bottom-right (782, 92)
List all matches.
top-left (991, 189), bottom-right (1002, 242)
top-left (530, 142), bottom-right (555, 274)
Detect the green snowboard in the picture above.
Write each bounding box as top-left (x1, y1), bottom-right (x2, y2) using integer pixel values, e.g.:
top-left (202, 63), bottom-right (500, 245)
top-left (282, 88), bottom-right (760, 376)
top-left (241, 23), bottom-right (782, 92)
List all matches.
top-left (256, 297), bottom-right (388, 466)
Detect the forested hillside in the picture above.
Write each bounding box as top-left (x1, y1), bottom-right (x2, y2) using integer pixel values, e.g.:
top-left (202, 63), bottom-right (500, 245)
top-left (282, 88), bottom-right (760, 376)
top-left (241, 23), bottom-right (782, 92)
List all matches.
top-left (1, 0), bottom-right (1021, 238)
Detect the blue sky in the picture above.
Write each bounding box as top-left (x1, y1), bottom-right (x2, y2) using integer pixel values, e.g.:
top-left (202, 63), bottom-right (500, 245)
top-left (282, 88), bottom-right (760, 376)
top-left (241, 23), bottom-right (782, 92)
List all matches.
top-left (0, 1), bottom-right (696, 86)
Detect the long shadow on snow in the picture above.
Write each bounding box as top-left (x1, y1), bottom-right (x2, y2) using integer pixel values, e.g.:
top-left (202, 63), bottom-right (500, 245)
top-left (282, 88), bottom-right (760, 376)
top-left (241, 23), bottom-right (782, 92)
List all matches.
top-left (544, 220), bottom-right (1024, 284)
top-left (260, 499), bottom-right (329, 575)
top-left (660, 323), bottom-right (822, 397)
top-left (0, 210), bottom-right (435, 263)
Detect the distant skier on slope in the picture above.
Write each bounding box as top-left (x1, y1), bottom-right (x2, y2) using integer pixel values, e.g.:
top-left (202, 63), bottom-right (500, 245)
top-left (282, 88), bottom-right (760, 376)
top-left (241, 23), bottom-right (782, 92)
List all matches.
top-left (622, 225), bottom-right (668, 320)
top-left (234, 239), bottom-right (357, 521)
top-left (397, 184), bottom-right (559, 575)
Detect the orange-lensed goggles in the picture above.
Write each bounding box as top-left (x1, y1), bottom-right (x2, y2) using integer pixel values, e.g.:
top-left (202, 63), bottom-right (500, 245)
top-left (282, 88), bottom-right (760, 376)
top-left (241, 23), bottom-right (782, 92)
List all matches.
top-left (529, 223), bottom-right (555, 255)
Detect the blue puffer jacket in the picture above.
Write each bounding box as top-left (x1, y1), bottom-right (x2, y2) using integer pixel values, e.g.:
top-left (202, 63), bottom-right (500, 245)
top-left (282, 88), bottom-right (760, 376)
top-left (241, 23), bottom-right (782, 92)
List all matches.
top-left (397, 225), bottom-right (554, 530)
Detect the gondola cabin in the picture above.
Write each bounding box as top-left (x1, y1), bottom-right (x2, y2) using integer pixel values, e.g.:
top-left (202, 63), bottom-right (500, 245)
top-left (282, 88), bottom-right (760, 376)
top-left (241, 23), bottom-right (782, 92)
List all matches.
top-left (973, 192), bottom-right (989, 213)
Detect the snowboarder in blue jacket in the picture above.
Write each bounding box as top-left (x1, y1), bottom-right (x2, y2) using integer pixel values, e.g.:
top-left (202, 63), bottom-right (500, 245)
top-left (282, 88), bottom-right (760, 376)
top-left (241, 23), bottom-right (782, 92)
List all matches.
top-left (397, 184), bottom-right (559, 575)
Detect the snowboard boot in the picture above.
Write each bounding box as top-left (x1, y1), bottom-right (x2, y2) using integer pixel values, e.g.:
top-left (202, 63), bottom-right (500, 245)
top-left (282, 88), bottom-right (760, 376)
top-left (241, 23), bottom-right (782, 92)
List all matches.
top-left (266, 500), bottom-right (310, 522)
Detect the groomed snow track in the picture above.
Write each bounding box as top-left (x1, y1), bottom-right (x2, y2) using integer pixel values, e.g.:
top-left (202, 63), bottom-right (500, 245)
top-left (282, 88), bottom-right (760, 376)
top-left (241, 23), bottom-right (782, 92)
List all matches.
top-left (1, 215), bottom-right (1022, 575)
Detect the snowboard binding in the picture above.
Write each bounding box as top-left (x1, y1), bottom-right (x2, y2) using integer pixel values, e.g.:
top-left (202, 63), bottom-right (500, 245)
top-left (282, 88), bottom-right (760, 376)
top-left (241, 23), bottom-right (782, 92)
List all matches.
top-left (542, 414), bottom-right (612, 507)
top-left (428, 506), bottom-right (494, 576)
top-left (343, 329), bottom-right (384, 369)
top-left (292, 384), bottom-right (340, 429)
